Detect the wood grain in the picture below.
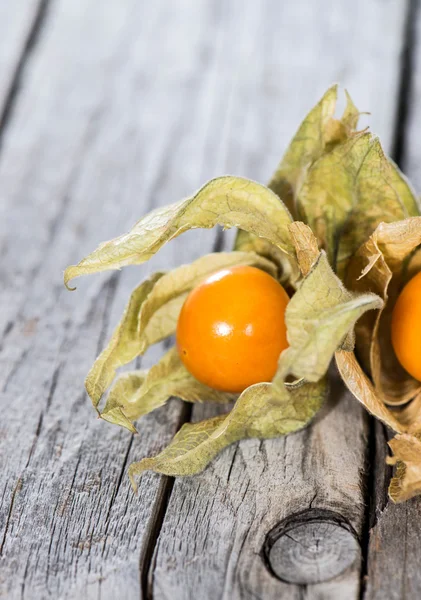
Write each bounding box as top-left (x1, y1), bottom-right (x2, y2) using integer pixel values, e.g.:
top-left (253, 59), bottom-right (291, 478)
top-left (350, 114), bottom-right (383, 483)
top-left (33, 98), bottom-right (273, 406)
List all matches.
top-left (0, 0), bottom-right (416, 599)
top-left (363, 421), bottom-right (421, 600)
top-left (364, 498), bottom-right (421, 600)
top-left (151, 373), bottom-right (368, 600)
top-left (0, 0), bottom-right (251, 597)
top-left (149, 1), bottom-right (410, 598)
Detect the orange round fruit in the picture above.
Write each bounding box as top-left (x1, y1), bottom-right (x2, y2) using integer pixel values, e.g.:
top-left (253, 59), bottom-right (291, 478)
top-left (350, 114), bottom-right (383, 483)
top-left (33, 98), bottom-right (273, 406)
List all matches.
top-left (176, 265), bottom-right (289, 393)
top-left (391, 270), bottom-right (421, 381)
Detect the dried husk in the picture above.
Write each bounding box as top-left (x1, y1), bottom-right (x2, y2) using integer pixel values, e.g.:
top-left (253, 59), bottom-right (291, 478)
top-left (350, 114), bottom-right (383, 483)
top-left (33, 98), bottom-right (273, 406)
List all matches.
top-left (269, 85), bottom-right (360, 217)
top-left (346, 218), bottom-right (421, 406)
top-left (335, 350), bottom-right (421, 503)
top-left (128, 377), bottom-right (327, 487)
top-left (299, 133), bottom-right (419, 269)
top-left (64, 86), bottom-right (421, 502)
top-left (278, 249), bottom-right (382, 383)
top-left (101, 348), bottom-right (236, 433)
top-left (387, 432), bottom-right (421, 503)
top-left (340, 217), bottom-right (421, 502)
top-left (64, 176), bottom-right (299, 289)
top-left (235, 85), bottom-right (360, 273)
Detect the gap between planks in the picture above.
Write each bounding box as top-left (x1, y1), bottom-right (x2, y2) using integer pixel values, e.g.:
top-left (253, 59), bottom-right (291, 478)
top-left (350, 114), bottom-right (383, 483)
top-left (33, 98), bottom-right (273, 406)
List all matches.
top-left (138, 229), bottom-right (226, 599)
top-left (0, 0), bottom-right (52, 151)
top-left (390, 0), bottom-right (418, 167)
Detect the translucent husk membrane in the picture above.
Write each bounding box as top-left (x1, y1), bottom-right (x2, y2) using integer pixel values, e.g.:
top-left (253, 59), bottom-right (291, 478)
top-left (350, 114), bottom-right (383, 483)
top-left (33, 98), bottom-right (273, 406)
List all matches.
top-left (65, 86), bottom-right (421, 502)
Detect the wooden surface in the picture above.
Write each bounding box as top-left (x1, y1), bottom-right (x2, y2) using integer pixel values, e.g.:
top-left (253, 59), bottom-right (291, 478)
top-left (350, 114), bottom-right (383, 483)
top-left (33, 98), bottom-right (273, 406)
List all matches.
top-left (0, 1), bottom-right (419, 599)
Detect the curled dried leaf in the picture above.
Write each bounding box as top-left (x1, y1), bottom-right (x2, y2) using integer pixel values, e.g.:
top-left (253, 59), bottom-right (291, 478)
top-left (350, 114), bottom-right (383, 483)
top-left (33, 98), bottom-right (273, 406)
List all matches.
top-left (100, 371), bottom-right (146, 432)
top-left (335, 350), bottom-right (404, 433)
top-left (86, 251), bottom-right (276, 406)
top-left (64, 176), bottom-right (298, 289)
top-left (387, 433), bottom-right (421, 503)
top-left (288, 221), bottom-right (320, 276)
top-left (86, 272), bottom-right (163, 408)
top-left (278, 251), bottom-right (383, 382)
top-left (101, 348), bottom-right (234, 432)
top-left (128, 377), bottom-right (327, 488)
top-left (335, 349), bottom-right (421, 503)
top-left (347, 218), bottom-right (421, 405)
top-left (396, 392), bottom-right (421, 431)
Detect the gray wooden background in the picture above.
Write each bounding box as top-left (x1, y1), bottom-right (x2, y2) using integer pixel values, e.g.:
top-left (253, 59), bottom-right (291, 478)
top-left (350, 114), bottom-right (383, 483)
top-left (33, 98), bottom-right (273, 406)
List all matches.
top-left (1, 1), bottom-right (420, 598)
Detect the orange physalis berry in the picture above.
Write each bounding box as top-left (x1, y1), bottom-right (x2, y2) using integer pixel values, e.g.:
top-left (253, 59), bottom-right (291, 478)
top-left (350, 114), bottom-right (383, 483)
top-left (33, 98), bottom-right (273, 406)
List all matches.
top-left (176, 265), bottom-right (289, 393)
top-left (391, 270), bottom-right (421, 381)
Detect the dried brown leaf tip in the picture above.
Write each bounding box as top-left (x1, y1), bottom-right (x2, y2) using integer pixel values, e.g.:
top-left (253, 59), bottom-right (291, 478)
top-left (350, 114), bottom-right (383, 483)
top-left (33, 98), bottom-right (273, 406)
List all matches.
top-left (65, 86), bottom-right (421, 501)
top-left (387, 432), bottom-right (421, 503)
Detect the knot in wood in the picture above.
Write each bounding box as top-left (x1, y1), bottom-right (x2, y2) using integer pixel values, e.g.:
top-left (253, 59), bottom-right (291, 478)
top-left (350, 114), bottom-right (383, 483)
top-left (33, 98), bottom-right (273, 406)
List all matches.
top-left (263, 509), bottom-right (360, 584)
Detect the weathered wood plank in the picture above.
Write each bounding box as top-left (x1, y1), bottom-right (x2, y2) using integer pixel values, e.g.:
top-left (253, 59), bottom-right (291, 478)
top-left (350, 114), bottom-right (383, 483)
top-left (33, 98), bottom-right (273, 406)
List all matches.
top-left (365, 500), bottom-right (421, 600)
top-left (0, 0), bottom-right (254, 598)
top-left (151, 376), bottom-right (368, 600)
top-left (0, 1), bottom-right (414, 599)
top-left (362, 423), bottom-right (421, 600)
top-left (150, 1), bottom-right (410, 598)
top-left (363, 6), bottom-right (421, 596)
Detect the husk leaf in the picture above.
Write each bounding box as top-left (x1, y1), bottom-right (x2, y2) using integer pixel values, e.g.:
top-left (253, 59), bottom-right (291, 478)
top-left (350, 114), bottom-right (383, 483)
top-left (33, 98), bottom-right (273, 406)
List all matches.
top-left (235, 86), bottom-right (359, 271)
top-left (335, 350), bottom-right (405, 432)
top-left (64, 176), bottom-right (298, 289)
top-left (101, 348), bottom-right (235, 432)
top-left (297, 133), bottom-right (419, 269)
top-left (234, 229), bottom-right (295, 286)
top-left (288, 221), bottom-right (320, 276)
top-left (128, 377), bottom-right (327, 488)
top-left (86, 272), bottom-right (163, 409)
top-left (347, 218), bottom-right (421, 405)
top-left (278, 250), bottom-right (383, 382)
top-left (336, 349), bottom-right (421, 503)
top-left (269, 85), bottom-right (359, 216)
top-left (387, 433), bottom-right (421, 503)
